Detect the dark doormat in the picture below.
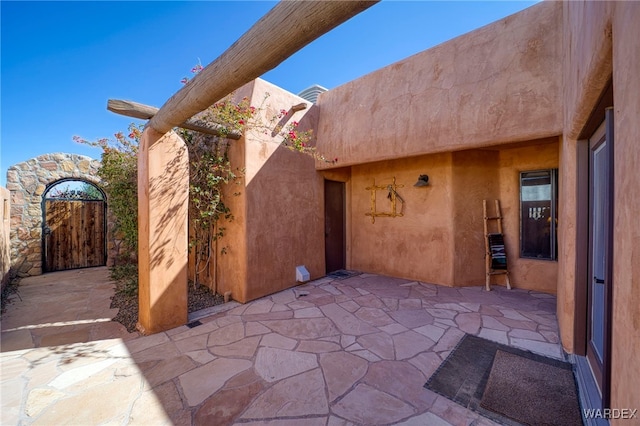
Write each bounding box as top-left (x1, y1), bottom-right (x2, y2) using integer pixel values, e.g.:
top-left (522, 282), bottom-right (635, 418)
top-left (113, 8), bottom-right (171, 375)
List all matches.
top-left (326, 269), bottom-right (361, 280)
top-left (424, 334), bottom-right (583, 426)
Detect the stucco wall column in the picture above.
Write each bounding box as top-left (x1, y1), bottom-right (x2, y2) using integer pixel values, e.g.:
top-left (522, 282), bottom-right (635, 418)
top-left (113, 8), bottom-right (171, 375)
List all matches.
top-left (137, 127), bottom-right (189, 334)
top-left (611, 1), bottom-right (640, 413)
top-left (556, 135), bottom-right (578, 353)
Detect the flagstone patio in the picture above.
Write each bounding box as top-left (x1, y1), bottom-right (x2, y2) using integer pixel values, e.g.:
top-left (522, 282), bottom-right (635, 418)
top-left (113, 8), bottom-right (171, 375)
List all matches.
top-left (1, 267), bottom-right (563, 425)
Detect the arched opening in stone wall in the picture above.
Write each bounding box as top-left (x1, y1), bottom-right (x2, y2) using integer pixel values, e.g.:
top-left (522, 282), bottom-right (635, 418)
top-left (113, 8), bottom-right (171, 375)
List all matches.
top-left (42, 179), bottom-right (107, 272)
top-left (6, 153), bottom-right (109, 277)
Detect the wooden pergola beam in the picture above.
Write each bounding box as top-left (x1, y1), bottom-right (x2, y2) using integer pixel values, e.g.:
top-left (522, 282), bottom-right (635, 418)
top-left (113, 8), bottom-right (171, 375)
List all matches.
top-left (107, 99), bottom-right (242, 140)
top-left (149, 0), bottom-right (378, 135)
top-left (107, 99), bottom-right (242, 139)
top-left (107, 99), bottom-right (309, 139)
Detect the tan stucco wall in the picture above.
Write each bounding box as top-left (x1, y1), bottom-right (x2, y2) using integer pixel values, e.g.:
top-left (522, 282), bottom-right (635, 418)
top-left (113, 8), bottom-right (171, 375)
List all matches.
top-left (557, 1), bottom-right (615, 353)
top-left (610, 2), bottom-right (640, 415)
top-left (556, 137), bottom-right (579, 353)
top-left (557, 1), bottom-right (614, 354)
top-left (137, 129), bottom-right (189, 334)
top-left (347, 141), bottom-right (558, 291)
top-left (563, 1), bottom-right (613, 141)
top-left (451, 150), bottom-right (499, 286)
top-left (557, 1), bottom-right (640, 412)
top-left (557, 1), bottom-right (614, 351)
top-left (497, 139), bottom-right (559, 294)
top-left (349, 154), bottom-right (455, 285)
top-left (315, 1), bottom-right (562, 169)
top-left (1, 187), bottom-right (10, 290)
top-left (215, 83), bottom-right (254, 304)
top-left (244, 79), bottom-right (324, 302)
top-left (217, 79), bottom-right (324, 303)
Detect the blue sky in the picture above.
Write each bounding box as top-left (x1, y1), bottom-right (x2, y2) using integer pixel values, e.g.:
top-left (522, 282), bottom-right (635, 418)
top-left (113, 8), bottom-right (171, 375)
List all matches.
top-left (1, 1), bottom-right (538, 186)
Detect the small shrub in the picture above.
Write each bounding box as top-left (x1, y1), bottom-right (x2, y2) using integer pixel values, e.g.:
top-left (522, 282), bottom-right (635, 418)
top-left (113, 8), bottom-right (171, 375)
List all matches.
top-left (1, 277), bottom-right (21, 314)
top-left (110, 263), bottom-right (138, 298)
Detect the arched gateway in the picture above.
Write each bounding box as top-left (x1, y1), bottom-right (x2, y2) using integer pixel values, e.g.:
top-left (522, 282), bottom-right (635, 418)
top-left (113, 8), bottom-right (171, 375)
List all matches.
top-left (6, 153), bottom-right (105, 276)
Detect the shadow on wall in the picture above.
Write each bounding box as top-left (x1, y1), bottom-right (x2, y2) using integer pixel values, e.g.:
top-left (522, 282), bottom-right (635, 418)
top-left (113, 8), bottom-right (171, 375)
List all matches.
top-left (215, 79), bottom-right (325, 303)
top-left (136, 129), bottom-right (190, 335)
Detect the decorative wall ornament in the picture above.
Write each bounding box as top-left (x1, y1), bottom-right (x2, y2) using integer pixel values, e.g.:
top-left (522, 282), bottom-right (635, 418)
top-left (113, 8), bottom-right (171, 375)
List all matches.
top-left (365, 177), bottom-right (405, 223)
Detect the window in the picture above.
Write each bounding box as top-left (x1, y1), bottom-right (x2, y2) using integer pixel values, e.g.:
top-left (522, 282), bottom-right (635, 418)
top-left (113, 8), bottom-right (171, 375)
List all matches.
top-left (520, 169), bottom-right (558, 260)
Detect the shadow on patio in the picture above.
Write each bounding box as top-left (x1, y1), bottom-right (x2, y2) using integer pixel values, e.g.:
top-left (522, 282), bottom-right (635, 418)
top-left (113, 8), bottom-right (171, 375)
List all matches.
top-left (1, 268), bottom-right (566, 425)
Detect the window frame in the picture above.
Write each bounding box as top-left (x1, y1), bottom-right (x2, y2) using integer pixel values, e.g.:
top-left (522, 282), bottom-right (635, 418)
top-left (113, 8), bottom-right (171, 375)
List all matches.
top-left (519, 168), bottom-right (558, 260)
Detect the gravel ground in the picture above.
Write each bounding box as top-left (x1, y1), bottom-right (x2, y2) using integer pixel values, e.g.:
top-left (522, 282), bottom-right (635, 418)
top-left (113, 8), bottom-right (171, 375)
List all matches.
top-left (111, 282), bottom-right (224, 333)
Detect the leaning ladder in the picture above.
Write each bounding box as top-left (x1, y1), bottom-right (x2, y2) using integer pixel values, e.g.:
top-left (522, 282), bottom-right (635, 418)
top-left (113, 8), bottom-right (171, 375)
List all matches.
top-left (483, 200), bottom-right (511, 291)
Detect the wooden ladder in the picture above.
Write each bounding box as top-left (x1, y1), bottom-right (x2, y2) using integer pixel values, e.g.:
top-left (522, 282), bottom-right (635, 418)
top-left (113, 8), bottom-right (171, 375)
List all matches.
top-left (483, 200), bottom-right (511, 291)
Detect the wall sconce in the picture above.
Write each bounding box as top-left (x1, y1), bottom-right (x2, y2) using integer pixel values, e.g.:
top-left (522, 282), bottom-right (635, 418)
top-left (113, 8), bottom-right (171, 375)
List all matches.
top-left (414, 174), bottom-right (429, 187)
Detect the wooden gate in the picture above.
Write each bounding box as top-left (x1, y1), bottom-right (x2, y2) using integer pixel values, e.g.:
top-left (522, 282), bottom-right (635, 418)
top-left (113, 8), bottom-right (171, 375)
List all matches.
top-left (44, 200), bottom-right (106, 272)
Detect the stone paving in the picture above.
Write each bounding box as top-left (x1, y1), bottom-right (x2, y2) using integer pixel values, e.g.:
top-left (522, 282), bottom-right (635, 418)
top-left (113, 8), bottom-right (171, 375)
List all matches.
top-left (1, 267), bottom-right (563, 425)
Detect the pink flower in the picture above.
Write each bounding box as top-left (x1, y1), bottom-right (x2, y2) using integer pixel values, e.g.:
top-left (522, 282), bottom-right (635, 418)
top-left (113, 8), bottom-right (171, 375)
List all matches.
top-left (180, 78), bottom-right (188, 84)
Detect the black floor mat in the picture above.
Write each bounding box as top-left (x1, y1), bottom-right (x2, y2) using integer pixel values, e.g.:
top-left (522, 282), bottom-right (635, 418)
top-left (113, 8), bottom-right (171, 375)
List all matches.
top-left (424, 334), bottom-right (583, 426)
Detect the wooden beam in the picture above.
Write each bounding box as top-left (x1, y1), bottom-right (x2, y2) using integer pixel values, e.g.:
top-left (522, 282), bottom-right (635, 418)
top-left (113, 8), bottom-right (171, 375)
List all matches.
top-left (291, 102), bottom-right (307, 112)
top-left (149, 0), bottom-right (378, 135)
top-left (107, 99), bottom-right (241, 140)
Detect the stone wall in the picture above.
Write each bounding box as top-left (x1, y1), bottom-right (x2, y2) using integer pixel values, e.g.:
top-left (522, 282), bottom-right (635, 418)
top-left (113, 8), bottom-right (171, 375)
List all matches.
top-left (6, 153), bottom-right (104, 277)
top-left (1, 187), bottom-right (10, 290)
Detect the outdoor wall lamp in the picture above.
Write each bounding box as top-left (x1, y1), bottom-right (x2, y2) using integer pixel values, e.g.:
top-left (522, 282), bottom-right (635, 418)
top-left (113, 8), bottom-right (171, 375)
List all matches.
top-left (414, 174), bottom-right (429, 187)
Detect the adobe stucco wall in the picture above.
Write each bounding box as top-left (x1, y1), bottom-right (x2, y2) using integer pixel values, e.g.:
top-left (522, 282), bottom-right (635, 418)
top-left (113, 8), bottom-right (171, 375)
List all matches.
top-left (349, 153), bottom-right (455, 285)
top-left (556, 1), bottom-right (615, 356)
top-left (452, 143), bottom-right (560, 292)
top-left (451, 150), bottom-right (499, 286)
top-left (347, 142), bottom-right (558, 292)
top-left (217, 79), bottom-right (323, 303)
top-left (497, 139), bottom-right (559, 294)
top-left (610, 3), bottom-right (640, 413)
top-left (137, 128), bottom-right (189, 334)
top-left (556, 1), bottom-right (640, 413)
top-left (1, 187), bottom-right (10, 290)
top-left (315, 1), bottom-right (562, 169)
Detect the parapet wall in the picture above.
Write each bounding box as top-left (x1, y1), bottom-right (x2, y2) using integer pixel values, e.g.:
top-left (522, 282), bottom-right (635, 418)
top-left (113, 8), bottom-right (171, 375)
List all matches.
top-left (316, 1), bottom-right (562, 169)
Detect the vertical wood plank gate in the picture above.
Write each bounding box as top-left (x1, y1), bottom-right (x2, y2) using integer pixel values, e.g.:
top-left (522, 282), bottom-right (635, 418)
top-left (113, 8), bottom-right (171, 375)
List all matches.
top-left (44, 199), bottom-right (106, 272)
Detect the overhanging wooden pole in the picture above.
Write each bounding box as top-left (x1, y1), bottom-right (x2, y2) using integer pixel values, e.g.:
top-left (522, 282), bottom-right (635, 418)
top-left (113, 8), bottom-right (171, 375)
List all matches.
top-left (149, 0), bottom-right (378, 136)
top-left (107, 99), bottom-right (241, 139)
